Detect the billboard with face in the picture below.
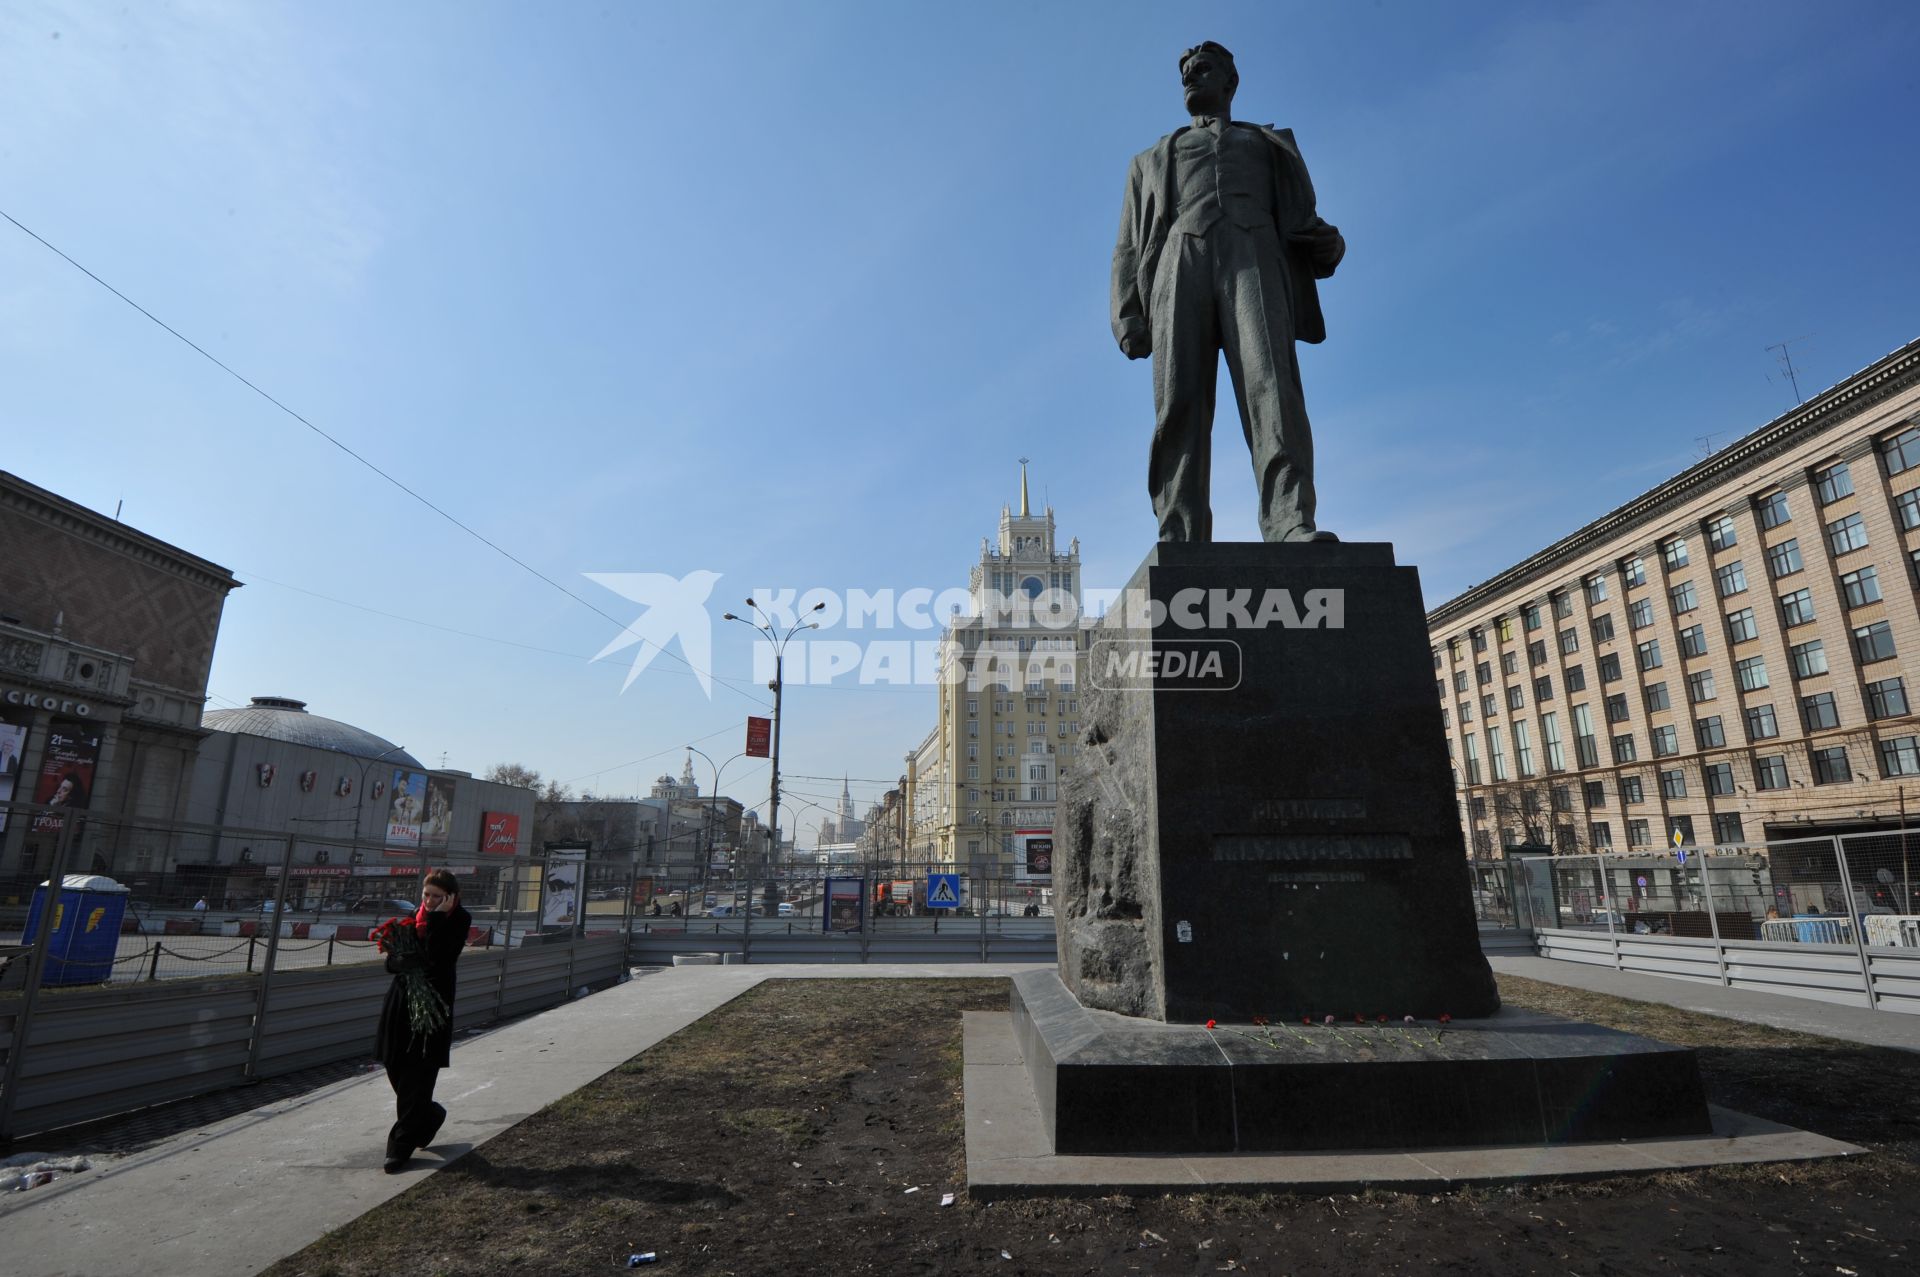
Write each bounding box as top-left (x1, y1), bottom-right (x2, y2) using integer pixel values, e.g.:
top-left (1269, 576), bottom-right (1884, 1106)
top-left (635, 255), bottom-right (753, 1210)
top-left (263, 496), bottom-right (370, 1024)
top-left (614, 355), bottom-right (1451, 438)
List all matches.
top-left (385, 768), bottom-right (427, 850)
top-left (421, 775), bottom-right (456, 849)
top-left (31, 720), bottom-right (101, 834)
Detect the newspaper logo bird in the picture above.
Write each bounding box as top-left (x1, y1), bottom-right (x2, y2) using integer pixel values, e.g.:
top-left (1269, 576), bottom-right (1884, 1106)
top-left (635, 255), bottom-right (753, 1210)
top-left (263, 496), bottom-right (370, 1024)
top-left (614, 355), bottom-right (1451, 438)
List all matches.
top-left (586, 570), bottom-right (722, 698)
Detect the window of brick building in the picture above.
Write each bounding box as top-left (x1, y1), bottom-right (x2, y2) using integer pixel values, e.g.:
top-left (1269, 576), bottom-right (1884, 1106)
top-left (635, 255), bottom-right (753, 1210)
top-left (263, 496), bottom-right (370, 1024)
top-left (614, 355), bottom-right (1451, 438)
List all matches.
top-left (1827, 512), bottom-right (1869, 555)
top-left (1882, 426), bottom-right (1920, 476)
top-left (1811, 746), bottom-right (1852, 785)
top-left (1854, 621), bottom-right (1896, 664)
top-left (1790, 640), bottom-right (1828, 679)
top-left (1801, 691), bottom-right (1839, 732)
top-left (1840, 566), bottom-right (1881, 608)
top-left (1814, 461), bottom-right (1854, 505)
top-left (1866, 677), bottom-right (1908, 720)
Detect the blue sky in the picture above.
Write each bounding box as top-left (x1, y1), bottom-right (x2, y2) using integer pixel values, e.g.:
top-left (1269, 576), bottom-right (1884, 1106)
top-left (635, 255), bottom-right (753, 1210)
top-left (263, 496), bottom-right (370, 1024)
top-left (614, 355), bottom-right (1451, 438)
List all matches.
top-left (4, 2), bottom-right (1917, 841)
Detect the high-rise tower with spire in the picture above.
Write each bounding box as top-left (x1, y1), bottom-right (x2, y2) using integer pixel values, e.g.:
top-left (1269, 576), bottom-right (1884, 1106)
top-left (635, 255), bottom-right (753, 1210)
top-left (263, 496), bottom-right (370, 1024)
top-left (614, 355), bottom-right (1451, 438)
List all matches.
top-left (902, 463), bottom-right (1089, 880)
top-left (816, 775), bottom-right (867, 844)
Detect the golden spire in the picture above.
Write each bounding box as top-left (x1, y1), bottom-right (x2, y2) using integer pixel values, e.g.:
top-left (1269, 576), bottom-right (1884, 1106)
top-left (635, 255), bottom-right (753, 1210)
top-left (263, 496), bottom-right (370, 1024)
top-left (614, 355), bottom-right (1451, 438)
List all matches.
top-left (1019, 457), bottom-right (1030, 517)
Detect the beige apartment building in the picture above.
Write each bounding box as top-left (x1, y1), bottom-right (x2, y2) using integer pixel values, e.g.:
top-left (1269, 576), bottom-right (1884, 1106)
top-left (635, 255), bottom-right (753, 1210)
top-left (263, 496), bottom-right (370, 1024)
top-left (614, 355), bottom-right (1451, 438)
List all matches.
top-left (903, 468), bottom-right (1090, 880)
top-left (1429, 337), bottom-right (1920, 860)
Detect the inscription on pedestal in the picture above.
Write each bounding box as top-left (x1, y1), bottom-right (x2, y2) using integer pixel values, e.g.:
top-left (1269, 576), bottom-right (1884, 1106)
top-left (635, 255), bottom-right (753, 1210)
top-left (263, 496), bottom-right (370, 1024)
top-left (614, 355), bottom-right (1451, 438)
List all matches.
top-left (1251, 798), bottom-right (1366, 822)
top-left (1212, 834), bottom-right (1414, 861)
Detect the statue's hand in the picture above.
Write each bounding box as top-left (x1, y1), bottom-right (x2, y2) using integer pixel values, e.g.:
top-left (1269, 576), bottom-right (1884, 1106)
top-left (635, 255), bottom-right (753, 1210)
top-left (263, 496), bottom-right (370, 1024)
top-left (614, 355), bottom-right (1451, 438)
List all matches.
top-left (1119, 333), bottom-right (1151, 360)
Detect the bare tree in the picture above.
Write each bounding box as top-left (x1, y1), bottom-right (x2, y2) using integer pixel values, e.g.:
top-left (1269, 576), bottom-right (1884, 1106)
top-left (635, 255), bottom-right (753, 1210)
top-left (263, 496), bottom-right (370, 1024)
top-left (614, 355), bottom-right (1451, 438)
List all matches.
top-left (484, 762), bottom-right (544, 790)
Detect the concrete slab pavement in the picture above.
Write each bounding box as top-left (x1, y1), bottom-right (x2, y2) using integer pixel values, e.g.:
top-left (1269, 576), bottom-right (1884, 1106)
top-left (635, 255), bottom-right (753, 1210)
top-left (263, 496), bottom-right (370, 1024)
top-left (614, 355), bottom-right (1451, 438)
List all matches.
top-left (0, 963), bottom-right (1039, 1277)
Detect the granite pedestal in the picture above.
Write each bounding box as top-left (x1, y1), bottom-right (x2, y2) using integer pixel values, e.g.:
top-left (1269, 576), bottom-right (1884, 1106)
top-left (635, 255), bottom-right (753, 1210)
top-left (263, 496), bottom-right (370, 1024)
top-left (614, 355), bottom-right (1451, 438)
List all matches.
top-left (1011, 968), bottom-right (1713, 1155)
top-left (1057, 541), bottom-right (1498, 1022)
top-left (1037, 541), bottom-right (1713, 1156)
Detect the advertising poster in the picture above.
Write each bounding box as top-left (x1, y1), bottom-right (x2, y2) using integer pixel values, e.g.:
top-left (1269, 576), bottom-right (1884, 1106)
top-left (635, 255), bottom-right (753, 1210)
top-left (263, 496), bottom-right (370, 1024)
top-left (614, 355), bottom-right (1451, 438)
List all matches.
top-left (0, 714), bottom-right (28, 835)
top-left (631, 875), bottom-right (655, 907)
top-left (542, 845), bottom-right (588, 931)
top-left (421, 776), bottom-right (457, 849)
top-left (31, 720), bottom-right (102, 834)
top-left (745, 716), bottom-right (771, 758)
top-left (384, 768), bottom-right (426, 850)
top-left (480, 810), bottom-right (520, 854)
top-left (825, 876), bottom-right (863, 933)
top-left (1017, 831), bottom-right (1053, 879)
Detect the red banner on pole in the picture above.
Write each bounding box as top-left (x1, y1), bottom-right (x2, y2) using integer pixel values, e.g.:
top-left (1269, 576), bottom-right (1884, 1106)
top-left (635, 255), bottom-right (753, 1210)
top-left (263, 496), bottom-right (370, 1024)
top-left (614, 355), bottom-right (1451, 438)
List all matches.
top-left (746, 716), bottom-right (772, 758)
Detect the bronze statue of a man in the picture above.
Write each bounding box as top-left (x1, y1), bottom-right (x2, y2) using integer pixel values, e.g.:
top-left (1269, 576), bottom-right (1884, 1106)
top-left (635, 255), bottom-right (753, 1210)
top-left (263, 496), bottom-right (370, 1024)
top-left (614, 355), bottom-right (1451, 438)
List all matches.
top-left (1112, 42), bottom-right (1345, 543)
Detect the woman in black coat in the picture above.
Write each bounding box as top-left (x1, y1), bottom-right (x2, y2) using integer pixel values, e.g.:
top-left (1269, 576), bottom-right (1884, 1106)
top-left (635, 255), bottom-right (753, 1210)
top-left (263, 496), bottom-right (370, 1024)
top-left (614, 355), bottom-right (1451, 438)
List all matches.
top-left (375, 868), bottom-right (471, 1172)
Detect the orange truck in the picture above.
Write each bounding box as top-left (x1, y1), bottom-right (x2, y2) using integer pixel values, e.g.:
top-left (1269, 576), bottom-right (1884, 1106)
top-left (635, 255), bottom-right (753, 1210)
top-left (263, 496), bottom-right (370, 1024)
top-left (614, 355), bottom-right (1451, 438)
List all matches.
top-left (871, 879), bottom-right (923, 917)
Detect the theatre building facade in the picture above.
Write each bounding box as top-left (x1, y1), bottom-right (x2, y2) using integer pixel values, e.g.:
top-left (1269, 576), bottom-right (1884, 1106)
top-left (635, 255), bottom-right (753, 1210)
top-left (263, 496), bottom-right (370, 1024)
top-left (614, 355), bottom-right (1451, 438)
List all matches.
top-left (1428, 338), bottom-right (1920, 861)
top-left (0, 471), bottom-right (238, 889)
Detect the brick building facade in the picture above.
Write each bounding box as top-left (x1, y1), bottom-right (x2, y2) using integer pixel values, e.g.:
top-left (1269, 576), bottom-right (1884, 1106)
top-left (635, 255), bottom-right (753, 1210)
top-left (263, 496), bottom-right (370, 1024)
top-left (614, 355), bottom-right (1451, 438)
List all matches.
top-left (0, 471), bottom-right (237, 885)
top-left (1427, 338), bottom-right (1920, 862)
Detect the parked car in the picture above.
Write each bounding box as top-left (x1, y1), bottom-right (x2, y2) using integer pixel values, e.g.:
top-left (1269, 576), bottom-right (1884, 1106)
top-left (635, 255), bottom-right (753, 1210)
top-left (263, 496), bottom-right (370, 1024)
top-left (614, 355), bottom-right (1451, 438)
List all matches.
top-left (322, 895), bottom-right (417, 916)
top-left (708, 903), bottom-right (738, 918)
top-left (777, 902), bottom-right (795, 918)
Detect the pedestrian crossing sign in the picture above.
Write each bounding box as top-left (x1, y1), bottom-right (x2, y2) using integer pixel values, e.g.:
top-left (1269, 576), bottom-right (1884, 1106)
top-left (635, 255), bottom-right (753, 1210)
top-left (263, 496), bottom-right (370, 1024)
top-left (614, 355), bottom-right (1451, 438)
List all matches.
top-left (927, 873), bottom-right (961, 910)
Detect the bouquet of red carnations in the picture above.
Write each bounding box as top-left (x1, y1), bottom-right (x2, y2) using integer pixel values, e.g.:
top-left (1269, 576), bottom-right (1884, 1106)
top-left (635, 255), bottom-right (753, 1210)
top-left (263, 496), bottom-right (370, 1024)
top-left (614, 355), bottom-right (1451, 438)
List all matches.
top-left (371, 913), bottom-right (448, 1044)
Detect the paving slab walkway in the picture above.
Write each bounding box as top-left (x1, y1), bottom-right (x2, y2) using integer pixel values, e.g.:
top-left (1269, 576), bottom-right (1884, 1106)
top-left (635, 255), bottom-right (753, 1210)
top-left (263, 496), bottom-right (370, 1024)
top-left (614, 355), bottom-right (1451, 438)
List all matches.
top-left (0, 963), bottom-right (1040, 1277)
top-left (1489, 954), bottom-right (1920, 1053)
top-left (7, 952), bottom-right (1914, 1276)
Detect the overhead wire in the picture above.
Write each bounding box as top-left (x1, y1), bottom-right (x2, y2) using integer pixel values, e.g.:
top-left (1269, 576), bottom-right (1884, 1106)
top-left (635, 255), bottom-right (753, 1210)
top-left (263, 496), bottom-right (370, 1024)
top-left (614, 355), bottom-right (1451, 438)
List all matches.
top-left (0, 208), bottom-right (768, 709)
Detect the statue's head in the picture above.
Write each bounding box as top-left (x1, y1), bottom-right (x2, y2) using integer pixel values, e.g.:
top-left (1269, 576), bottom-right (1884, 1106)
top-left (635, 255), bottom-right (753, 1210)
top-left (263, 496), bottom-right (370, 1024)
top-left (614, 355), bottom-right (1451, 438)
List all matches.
top-left (1179, 41), bottom-right (1238, 116)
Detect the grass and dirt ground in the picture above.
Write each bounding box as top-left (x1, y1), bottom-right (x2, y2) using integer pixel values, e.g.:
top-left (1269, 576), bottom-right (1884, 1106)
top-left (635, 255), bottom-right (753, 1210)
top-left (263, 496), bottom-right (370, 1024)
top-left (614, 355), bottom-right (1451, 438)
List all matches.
top-left (266, 974), bottom-right (1920, 1276)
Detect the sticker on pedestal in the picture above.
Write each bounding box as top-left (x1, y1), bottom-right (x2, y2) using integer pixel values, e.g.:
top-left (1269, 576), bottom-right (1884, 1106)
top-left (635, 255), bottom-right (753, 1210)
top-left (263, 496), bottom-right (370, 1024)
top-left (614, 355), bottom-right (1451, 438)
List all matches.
top-left (1175, 920), bottom-right (1193, 943)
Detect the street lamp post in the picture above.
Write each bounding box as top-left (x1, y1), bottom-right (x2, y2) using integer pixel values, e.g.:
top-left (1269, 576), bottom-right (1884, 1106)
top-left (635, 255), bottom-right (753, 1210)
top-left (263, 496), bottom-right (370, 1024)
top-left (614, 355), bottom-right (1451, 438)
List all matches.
top-left (723, 599), bottom-right (823, 896)
top-left (686, 745), bottom-right (750, 901)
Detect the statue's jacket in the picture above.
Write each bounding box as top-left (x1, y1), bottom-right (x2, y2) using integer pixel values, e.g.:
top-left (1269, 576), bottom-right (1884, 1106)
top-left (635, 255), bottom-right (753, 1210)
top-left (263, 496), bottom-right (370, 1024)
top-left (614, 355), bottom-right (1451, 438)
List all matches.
top-left (1111, 124), bottom-right (1343, 357)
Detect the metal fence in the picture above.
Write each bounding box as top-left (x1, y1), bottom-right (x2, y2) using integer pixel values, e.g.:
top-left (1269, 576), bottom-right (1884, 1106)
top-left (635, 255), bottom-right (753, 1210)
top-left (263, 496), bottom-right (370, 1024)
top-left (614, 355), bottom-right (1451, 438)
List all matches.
top-left (0, 803), bottom-right (634, 1141)
top-left (0, 802), bottom-right (1057, 1140)
top-left (1508, 830), bottom-right (1920, 1014)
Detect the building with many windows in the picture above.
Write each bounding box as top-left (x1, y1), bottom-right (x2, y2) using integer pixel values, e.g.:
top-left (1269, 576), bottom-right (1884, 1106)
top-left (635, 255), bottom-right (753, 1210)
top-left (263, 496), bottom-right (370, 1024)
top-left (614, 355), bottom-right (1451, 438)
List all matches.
top-left (903, 467), bottom-right (1090, 880)
top-left (1428, 337), bottom-right (1920, 860)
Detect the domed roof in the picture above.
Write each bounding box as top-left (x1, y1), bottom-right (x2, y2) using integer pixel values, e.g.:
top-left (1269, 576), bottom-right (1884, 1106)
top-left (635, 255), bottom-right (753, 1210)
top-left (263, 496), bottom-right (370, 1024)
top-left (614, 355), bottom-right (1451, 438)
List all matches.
top-left (203, 697), bottom-right (422, 767)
